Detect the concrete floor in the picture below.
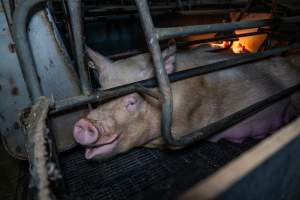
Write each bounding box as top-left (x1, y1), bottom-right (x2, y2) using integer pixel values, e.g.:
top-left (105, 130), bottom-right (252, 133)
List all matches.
top-left (0, 137), bottom-right (25, 200)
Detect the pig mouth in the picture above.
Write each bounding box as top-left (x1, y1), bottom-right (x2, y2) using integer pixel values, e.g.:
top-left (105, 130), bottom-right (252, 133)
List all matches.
top-left (84, 132), bottom-right (122, 159)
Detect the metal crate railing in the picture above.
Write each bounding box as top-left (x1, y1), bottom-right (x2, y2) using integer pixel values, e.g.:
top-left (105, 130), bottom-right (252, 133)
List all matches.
top-left (10, 0), bottom-right (300, 198)
top-left (13, 0), bottom-right (300, 148)
top-left (134, 0), bottom-right (300, 146)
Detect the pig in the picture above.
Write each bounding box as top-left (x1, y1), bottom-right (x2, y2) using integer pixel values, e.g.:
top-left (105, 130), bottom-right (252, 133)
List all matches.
top-left (73, 44), bottom-right (300, 160)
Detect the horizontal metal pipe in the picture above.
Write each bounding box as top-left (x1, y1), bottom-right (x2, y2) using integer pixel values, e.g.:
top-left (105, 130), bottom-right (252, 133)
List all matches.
top-left (157, 16), bottom-right (300, 40)
top-left (174, 82), bottom-right (300, 145)
top-left (108, 49), bottom-right (147, 60)
top-left (50, 45), bottom-right (292, 115)
top-left (12, 0), bottom-right (47, 102)
top-left (84, 1), bottom-right (248, 14)
top-left (176, 9), bottom-right (237, 16)
top-left (176, 29), bottom-right (270, 47)
top-left (108, 30), bottom-right (270, 60)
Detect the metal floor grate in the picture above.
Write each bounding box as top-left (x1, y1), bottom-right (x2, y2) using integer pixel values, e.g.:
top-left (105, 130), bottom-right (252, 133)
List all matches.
top-left (60, 139), bottom-right (259, 200)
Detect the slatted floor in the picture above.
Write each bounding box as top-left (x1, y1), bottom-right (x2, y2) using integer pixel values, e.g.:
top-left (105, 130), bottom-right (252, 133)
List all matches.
top-left (60, 139), bottom-right (259, 200)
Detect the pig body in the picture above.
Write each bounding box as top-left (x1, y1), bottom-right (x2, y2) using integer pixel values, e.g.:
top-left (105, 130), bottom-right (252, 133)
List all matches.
top-left (73, 45), bottom-right (300, 160)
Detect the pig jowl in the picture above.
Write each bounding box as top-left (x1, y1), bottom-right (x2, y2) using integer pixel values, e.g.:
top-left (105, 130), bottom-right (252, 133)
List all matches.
top-left (73, 45), bottom-right (300, 160)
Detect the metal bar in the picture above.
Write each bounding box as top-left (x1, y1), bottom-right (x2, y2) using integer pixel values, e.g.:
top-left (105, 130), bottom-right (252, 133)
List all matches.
top-left (135, 84), bottom-right (160, 100)
top-left (108, 49), bottom-right (147, 60)
top-left (67, 0), bottom-right (91, 95)
top-left (84, 1), bottom-right (248, 13)
top-left (50, 45), bottom-right (292, 115)
top-left (23, 96), bottom-right (52, 200)
top-left (86, 7), bottom-right (237, 17)
top-left (107, 30), bottom-right (270, 60)
top-left (61, 0), bottom-right (76, 64)
top-left (157, 16), bottom-right (300, 40)
top-left (176, 29), bottom-right (270, 47)
top-left (135, 0), bottom-right (174, 148)
top-left (12, 0), bottom-right (46, 102)
top-left (175, 83), bottom-right (300, 146)
top-left (176, 9), bottom-right (237, 16)
top-left (51, 85), bottom-right (136, 115)
top-left (234, 0), bottom-right (254, 21)
top-left (23, 96), bottom-right (68, 199)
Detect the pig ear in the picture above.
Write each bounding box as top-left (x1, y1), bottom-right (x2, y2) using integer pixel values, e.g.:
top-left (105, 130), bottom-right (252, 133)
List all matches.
top-left (162, 41), bottom-right (176, 74)
top-left (86, 46), bottom-right (112, 72)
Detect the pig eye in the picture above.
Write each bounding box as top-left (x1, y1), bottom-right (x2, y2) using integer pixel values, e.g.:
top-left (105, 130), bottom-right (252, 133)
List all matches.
top-left (125, 96), bottom-right (138, 111)
top-left (127, 98), bottom-right (137, 106)
top-left (128, 101), bottom-right (136, 106)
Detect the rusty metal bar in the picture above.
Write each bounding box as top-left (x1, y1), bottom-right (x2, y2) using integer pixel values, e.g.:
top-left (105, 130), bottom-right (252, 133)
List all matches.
top-left (157, 16), bottom-right (300, 40)
top-left (23, 96), bottom-right (52, 200)
top-left (12, 0), bottom-right (47, 102)
top-left (23, 96), bottom-right (68, 199)
top-left (135, 0), bottom-right (174, 147)
top-left (67, 0), bottom-right (91, 95)
top-left (50, 45), bottom-right (292, 114)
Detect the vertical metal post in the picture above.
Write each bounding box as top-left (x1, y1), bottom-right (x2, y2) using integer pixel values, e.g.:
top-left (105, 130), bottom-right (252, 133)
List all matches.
top-left (23, 96), bottom-right (52, 200)
top-left (135, 0), bottom-right (174, 145)
top-left (12, 0), bottom-right (46, 102)
top-left (67, 0), bottom-right (91, 95)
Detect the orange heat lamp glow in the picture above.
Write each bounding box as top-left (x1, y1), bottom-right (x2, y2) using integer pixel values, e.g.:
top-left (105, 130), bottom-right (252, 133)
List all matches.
top-left (232, 42), bottom-right (250, 53)
top-left (230, 27), bottom-right (269, 53)
top-left (182, 33), bottom-right (217, 48)
top-left (210, 13), bottom-right (272, 54)
top-left (209, 41), bottom-right (231, 49)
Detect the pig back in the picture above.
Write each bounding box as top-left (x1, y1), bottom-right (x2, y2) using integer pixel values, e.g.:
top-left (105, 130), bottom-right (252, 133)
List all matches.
top-left (170, 47), bottom-right (300, 139)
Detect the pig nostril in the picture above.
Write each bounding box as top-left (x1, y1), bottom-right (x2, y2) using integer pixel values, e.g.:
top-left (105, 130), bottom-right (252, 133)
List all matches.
top-left (73, 119), bottom-right (100, 145)
top-left (74, 125), bottom-right (83, 134)
top-left (87, 127), bottom-right (96, 137)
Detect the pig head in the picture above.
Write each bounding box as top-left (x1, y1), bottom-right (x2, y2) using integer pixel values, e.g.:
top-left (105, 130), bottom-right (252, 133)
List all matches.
top-left (73, 46), bottom-right (176, 160)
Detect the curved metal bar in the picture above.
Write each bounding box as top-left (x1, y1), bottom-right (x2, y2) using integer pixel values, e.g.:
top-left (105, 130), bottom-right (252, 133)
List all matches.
top-left (12, 0), bottom-right (47, 102)
top-left (135, 0), bottom-right (174, 145)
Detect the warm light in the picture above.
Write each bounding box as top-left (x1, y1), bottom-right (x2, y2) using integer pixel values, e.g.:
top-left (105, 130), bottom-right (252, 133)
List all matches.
top-left (231, 42), bottom-right (250, 53)
top-left (210, 13), bottom-right (272, 53)
top-left (179, 33), bottom-right (217, 48)
top-left (230, 26), bottom-right (269, 53)
top-left (209, 41), bottom-right (231, 49)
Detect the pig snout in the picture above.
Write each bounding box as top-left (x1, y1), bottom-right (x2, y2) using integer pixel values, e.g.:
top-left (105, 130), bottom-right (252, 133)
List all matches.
top-left (73, 119), bottom-right (100, 145)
